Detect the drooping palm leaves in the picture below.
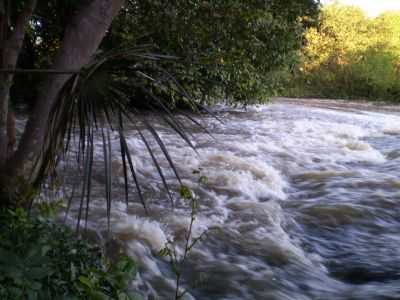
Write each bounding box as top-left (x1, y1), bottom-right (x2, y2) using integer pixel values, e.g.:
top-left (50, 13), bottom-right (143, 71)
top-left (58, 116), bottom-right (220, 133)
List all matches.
top-left (35, 45), bottom-right (214, 232)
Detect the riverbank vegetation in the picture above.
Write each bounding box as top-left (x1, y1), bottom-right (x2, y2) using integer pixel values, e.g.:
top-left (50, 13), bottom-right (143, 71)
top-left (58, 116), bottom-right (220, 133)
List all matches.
top-left (0, 208), bottom-right (139, 299)
top-left (286, 3), bottom-right (400, 101)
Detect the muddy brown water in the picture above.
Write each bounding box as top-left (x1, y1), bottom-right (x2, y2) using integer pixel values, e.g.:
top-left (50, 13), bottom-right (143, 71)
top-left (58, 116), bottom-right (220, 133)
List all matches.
top-left (60, 98), bottom-right (400, 299)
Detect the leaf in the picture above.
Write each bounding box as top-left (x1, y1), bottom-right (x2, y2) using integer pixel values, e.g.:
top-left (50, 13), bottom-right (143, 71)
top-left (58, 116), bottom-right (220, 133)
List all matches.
top-left (29, 281), bottom-right (42, 291)
top-left (87, 290), bottom-right (109, 300)
top-left (119, 132), bottom-right (147, 213)
top-left (9, 287), bottom-right (24, 299)
top-left (113, 256), bottom-right (137, 278)
top-left (78, 276), bottom-right (92, 288)
top-left (28, 267), bottom-right (50, 280)
top-left (136, 127), bottom-right (175, 208)
top-left (157, 247), bottom-right (170, 257)
top-left (41, 245), bottom-right (52, 256)
top-left (117, 292), bottom-right (131, 300)
top-left (27, 290), bottom-right (38, 300)
top-left (0, 248), bottom-right (21, 265)
top-left (179, 185), bottom-right (193, 200)
top-left (70, 262), bottom-right (77, 281)
top-left (198, 175), bottom-right (208, 184)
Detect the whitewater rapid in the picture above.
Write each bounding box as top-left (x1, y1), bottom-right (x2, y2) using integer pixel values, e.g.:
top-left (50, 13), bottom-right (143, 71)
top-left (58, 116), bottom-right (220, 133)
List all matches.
top-left (65, 99), bottom-right (400, 299)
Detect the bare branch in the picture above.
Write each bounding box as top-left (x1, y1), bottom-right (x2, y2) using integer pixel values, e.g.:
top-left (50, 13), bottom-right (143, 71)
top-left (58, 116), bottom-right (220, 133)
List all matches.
top-left (0, 69), bottom-right (80, 74)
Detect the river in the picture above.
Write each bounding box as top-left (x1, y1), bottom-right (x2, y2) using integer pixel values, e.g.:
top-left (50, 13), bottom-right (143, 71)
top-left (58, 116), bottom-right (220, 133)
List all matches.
top-left (64, 98), bottom-right (400, 300)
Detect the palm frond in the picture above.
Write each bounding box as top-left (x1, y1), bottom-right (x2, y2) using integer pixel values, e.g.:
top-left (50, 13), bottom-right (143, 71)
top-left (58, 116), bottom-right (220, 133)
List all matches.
top-left (36, 45), bottom-right (211, 229)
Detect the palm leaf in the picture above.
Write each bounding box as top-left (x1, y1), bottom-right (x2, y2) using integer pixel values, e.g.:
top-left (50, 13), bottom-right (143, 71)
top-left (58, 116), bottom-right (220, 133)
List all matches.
top-left (36, 45), bottom-right (213, 229)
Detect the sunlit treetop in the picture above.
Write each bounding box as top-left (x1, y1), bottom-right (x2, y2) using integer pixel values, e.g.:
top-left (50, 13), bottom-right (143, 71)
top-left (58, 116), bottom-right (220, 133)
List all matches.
top-left (321, 0), bottom-right (400, 18)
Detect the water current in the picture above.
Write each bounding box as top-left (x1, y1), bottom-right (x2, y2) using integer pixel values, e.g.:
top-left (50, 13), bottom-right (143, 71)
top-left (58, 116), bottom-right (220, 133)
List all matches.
top-left (63, 98), bottom-right (400, 299)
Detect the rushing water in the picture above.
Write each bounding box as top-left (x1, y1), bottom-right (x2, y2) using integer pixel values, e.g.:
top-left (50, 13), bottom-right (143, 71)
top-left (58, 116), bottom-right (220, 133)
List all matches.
top-left (64, 98), bottom-right (400, 299)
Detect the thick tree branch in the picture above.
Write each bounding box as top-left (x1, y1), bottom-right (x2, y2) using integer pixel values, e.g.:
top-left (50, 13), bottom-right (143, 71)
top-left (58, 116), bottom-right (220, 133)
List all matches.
top-left (9, 0), bottom-right (124, 176)
top-left (0, 0), bottom-right (37, 166)
top-left (3, 0), bottom-right (37, 69)
top-left (0, 68), bottom-right (80, 74)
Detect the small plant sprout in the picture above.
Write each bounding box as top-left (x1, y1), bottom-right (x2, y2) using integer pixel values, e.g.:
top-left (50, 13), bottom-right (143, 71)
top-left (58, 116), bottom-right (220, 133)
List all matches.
top-left (158, 174), bottom-right (210, 300)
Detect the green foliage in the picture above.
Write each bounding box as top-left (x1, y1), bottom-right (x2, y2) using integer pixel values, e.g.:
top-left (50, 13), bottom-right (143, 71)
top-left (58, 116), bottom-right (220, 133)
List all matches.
top-left (0, 209), bottom-right (140, 300)
top-left (159, 175), bottom-right (213, 299)
top-left (287, 3), bottom-right (400, 101)
top-left (11, 1), bottom-right (319, 106)
top-left (179, 185), bottom-right (194, 201)
top-left (105, 0), bottom-right (319, 104)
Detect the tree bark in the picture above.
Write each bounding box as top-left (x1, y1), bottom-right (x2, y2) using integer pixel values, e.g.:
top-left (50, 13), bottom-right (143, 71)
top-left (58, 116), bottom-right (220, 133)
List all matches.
top-left (0, 74), bottom-right (10, 165)
top-left (8, 0), bottom-right (124, 176)
top-left (0, 0), bottom-right (37, 166)
top-left (6, 109), bottom-right (15, 157)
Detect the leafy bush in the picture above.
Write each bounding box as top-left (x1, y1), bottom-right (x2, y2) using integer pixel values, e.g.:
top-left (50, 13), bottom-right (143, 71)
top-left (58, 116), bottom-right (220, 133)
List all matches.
top-left (120, 0), bottom-right (318, 104)
top-left (286, 4), bottom-right (400, 101)
top-left (0, 208), bottom-right (140, 300)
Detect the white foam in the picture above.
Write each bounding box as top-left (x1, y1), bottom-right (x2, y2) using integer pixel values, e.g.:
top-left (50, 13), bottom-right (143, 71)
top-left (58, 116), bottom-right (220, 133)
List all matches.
top-left (86, 201), bottom-right (168, 251)
top-left (111, 216), bottom-right (167, 251)
top-left (200, 152), bottom-right (287, 200)
top-left (62, 101), bottom-right (400, 299)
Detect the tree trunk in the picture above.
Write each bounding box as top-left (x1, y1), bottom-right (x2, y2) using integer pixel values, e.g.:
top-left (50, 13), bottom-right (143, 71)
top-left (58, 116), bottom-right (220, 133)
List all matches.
top-left (7, 109), bottom-right (16, 156)
top-left (0, 1), bottom-right (7, 166)
top-left (0, 0), bottom-right (37, 166)
top-left (0, 74), bottom-right (10, 165)
top-left (8, 0), bottom-right (124, 177)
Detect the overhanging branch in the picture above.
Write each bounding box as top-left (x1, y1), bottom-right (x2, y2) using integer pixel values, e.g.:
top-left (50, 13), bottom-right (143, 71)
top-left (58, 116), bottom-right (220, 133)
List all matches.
top-left (0, 69), bottom-right (80, 74)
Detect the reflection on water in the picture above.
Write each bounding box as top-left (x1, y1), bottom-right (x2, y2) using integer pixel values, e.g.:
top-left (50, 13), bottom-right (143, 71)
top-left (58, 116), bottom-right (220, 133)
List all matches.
top-left (65, 99), bottom-right (400, 299)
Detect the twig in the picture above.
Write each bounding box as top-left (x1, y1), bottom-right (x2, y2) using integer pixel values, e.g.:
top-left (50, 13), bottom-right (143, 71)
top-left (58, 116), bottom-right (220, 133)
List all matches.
top-left (0, 68), bottom-right (80, 74)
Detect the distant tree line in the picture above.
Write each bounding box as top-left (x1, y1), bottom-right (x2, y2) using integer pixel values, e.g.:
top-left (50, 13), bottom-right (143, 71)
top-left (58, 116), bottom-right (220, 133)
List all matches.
top-left (286, 3), bottom-right (400, 101)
